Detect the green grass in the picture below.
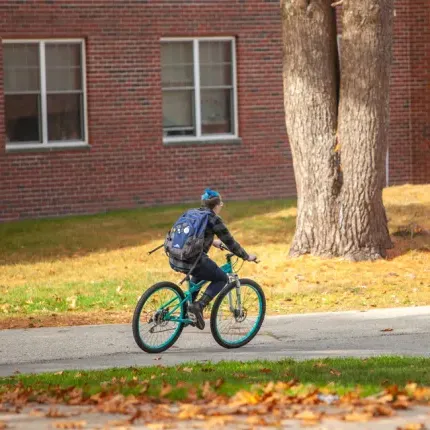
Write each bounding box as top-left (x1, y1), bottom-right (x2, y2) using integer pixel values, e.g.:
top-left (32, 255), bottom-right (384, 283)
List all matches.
top-left (1, 357), bottom-right (429, 402)
top-left (0, 185), bottom-right (429, 328)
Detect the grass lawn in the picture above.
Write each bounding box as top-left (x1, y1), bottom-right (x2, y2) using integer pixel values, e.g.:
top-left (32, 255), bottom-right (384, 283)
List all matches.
top-left (1, 357), bottom-right (429, 401)
top-left (0, 184), bottom-right (429, 329)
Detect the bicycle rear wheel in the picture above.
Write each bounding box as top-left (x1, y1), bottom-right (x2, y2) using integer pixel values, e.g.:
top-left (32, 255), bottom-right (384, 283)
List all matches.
top-left (210, 278), bottom-right (265, 349)
top-left (132, 282), bottom-right (185, 353)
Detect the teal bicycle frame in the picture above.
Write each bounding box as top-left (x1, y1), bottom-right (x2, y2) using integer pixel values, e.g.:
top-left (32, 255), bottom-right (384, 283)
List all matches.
top-left (160, 258), bottom-right (234, 325)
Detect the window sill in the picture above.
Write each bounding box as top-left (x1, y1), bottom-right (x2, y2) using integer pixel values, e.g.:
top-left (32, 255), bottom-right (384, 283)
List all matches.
top-left (163, 137), bottom-right (242, 147)
top-left (6, 142), bottom-right (91, 154)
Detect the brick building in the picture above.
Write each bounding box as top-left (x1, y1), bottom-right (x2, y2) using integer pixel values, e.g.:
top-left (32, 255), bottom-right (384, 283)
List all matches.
top-left (0, 0), bottom-right (429, 221)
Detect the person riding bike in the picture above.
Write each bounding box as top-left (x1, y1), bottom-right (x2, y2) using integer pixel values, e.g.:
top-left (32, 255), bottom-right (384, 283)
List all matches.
top-left (168, 188), bottom-right (258, 330)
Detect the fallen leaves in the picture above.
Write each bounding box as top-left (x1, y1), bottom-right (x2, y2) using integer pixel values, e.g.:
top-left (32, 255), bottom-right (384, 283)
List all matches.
top-left (0, 421), bottom-right (6, 430)
top-left (0, 378), bottom-right (429, 429)
top-left (295, 409), bottom-right (322, 424)
top-left (381, 328), bottom-right (394, 332)
top-left (397, 424), bottom-right (427, 430)
top-left (52, 421), bottom-right (86, 429)
top-left (343, 411), bottom-right (372, 422)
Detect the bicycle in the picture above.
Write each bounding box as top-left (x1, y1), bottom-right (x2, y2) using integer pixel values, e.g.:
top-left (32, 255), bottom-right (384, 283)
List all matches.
top-left (132, 244), bottom-right (266, 353)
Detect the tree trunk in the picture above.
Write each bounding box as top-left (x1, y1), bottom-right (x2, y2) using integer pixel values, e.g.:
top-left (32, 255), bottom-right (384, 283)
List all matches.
top-left (281, 0), bottom-right (341, 257)
top-left (282, 0), bottom-right (394, 260)
top-left (337, 0), bottom-right (394, 260)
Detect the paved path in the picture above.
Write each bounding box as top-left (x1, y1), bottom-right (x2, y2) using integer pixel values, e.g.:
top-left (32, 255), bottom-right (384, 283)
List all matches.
top-left (0, 306), bottom-right (429, 376)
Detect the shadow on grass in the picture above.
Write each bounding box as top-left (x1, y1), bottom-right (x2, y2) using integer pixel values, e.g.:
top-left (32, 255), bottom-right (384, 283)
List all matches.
top-left (2, 199), bottom-right (428, 266)
top-left (385, 203), bottom-right (430, 259)
top-left (0, 198), bottom-right (297, 265)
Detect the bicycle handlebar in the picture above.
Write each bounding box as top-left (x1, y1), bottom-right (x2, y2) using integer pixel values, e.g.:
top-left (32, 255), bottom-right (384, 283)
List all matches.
top-left (218, 243), bottom-right (259, 263)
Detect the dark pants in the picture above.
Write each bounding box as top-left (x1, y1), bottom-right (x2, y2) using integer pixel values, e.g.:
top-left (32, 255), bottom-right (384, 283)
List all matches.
top-left (191, 254), bottom-right (229, 300)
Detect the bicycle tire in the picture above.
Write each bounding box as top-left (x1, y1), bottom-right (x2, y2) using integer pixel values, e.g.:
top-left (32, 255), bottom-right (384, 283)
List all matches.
top-left (210, 278), bottom-right (266, 349)
top-left (132, 281), bottom-right (185, 353)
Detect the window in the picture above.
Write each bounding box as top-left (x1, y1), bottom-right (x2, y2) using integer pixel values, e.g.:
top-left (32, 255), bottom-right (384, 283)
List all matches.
top-left (161, 37), bottom-right (238, 142)
top-left (3, 40), bottom-right (87, 148)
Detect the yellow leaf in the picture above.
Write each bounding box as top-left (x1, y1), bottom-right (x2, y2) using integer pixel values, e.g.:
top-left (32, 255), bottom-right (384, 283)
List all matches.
top-left (182, 367), bottom-right (193, 373)
top-left (52, 421), bottom-right (87, 429)
top-left (400, 424), bottom-right (426, 430)
top-left (344, 412), bottom-right (372, 422)
top-left (66, 296), bottom-right (77, 310)
top-left (178, 404), bottom-right (202, 420)
top-left (295, 410), bottom-right (321, 422)
top-left (230, 390), bottom-right (260, 406)
top-left (147, 424), bottom-right (171, 430)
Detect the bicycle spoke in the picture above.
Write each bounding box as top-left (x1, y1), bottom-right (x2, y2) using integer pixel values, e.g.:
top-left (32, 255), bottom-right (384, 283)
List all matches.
top-left (137, 287), bottom-right (183, 349)
top-left (215, 284), bottom-right (263, 344)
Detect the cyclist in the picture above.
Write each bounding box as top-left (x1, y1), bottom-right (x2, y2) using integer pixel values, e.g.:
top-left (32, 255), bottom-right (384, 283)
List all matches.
top-left (169, 188), bottom-right (257, 330)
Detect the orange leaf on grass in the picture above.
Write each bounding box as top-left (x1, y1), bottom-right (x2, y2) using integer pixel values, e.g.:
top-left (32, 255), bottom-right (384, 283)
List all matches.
top-left (159, 383), bottom-right (172, 397)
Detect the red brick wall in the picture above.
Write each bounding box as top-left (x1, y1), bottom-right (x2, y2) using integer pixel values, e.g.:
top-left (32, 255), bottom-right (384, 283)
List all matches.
top-left (387, 0), bottom-right (414, 185)
top-left (409, 0), bottom-right (430, 184)
top-left (0, 0), bottom-right (292, 221)
top-left (0, 0), bottom-right (428, 221)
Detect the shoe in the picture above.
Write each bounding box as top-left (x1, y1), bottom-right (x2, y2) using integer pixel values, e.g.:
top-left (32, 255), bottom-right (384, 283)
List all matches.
top-left (187, 293), bottom-right (212, 330)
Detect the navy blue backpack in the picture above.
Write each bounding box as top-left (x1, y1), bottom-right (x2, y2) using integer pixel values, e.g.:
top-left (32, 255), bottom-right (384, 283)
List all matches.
top-left (164, 209), bottom-right (211, 262)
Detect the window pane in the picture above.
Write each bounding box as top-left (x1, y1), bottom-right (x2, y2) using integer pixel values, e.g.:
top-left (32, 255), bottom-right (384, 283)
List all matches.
top-left (162, 90), bottom-right (195, 137)
top-left (199, 41), bottom-right (232, 88)
top-left (200, 63), bottom-right (232, 87)
top-left (3, 44), bottom-right (40, 92)
top-left (201, 89), bottom-right (233, 135)
top-left (161, 42), bottom-right (194, 88)
top-left (46, 43), bottom-right (82, 91)
top-left (161, 41), bottom-right (193, 65)
top-left (5, 94), bottom-right (41, 143)
top-left (47, 93), bottom-right (83, 141)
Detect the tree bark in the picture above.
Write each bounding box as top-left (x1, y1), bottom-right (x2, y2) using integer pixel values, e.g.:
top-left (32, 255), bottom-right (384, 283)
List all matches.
top-left (337, 0), bottom-right (394, 260)
top-left (282, 0), bottom-right (394, 260)
top-left (281, 0), bottom-right (341, 257)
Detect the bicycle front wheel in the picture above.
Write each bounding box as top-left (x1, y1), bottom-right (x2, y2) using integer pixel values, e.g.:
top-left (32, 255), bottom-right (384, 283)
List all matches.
top-left (210, 278), bottom-right (266, 349)
top-left (132, 282), bottom-right (185, 353)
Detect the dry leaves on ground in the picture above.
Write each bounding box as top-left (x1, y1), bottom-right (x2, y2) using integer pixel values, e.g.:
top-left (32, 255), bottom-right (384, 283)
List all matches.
top-left (0, 380), bottom-right (429, 428)
top-left (397, 424), bottom-right (427, 430)
top-left (52, 421), bottom-right (87, 429)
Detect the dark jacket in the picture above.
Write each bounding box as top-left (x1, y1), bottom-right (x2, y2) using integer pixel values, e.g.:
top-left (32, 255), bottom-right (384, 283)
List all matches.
top-left (169, 207), bottom-right (249, 273)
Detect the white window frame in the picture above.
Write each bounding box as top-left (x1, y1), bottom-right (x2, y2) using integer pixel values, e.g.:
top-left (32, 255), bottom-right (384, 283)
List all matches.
top-left (3, 39), bottom-right (88, 151)
top-left (161, 36), bottom-right (239, 143)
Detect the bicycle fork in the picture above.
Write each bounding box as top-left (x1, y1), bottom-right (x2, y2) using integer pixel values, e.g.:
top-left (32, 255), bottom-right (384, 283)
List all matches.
top-left (227, 274), bottom-right (243, 316)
